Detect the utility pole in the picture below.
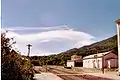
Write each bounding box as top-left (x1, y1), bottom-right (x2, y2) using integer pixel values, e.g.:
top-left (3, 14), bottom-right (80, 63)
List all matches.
top-left (45, 55), bottom-right (47, 72)
top-left (44, 54), bottom-right (47, 72)
top-left (115, 19), bottom-right (120, 76)
top-left (27, 44), bottom-right (32, 57)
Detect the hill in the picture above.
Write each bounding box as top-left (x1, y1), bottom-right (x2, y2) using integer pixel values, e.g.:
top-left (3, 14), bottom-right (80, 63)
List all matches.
top-left (59, 35), bottom-right (117, 56)
top-left (31, 35), bottom-right (118, 66)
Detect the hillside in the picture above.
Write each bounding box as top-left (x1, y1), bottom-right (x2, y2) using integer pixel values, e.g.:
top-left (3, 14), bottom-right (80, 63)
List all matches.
top-left (31, 35), bottom-right (118, 66)
top-left (59, 35), bottom-right (117, 57)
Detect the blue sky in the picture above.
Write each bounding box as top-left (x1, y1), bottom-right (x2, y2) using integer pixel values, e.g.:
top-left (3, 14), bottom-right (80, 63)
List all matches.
top-left (1, 0), bottom-right (120, 56)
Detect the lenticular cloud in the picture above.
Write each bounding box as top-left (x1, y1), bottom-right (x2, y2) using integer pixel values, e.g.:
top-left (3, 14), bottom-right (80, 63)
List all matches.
top-left (2, 26), bottom-right (95, 56)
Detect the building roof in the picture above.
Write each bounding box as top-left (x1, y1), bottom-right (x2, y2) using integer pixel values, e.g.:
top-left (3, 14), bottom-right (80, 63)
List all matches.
top-left (83, 51), bottom-right (110, 59)
top-left (8, 49), bottom-right (18, 56)
top-left (71, 55), bottom-right (78, 57)
top-left (8, 49), bottom-right (29, 60)
top-left (71, 55), bottom-right (82, 58)
top-left (67, 60), bottom-right (82, 62)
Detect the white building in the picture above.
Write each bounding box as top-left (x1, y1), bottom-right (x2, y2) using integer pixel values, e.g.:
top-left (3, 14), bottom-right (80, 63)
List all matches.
top-left (67, 55), bottom-right (83, 67)
top-left (83, 51), bottom-right (118, 69)
top-left (67, 60), bottom-right (75, 67)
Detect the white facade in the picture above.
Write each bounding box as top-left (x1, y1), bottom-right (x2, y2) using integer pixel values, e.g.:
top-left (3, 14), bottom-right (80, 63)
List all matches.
top-left (67, 55), bottom-right (83, 67)
top-left (83, 57), bottom-right (102, 68)
top-left (83, 52), bottom-right (108, 69)
top-left (67, 61), bottom-right (74, 67)
top-left (83, 52), bottom-right (118, 69)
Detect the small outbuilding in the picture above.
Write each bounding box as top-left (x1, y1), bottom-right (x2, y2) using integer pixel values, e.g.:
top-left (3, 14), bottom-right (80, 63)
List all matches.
top-left (67, 55), bottom-right (83, 67)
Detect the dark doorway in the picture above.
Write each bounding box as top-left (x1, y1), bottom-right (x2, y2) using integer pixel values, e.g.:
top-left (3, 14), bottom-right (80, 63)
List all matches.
top-left (75, 62), bottom-right (83, 67)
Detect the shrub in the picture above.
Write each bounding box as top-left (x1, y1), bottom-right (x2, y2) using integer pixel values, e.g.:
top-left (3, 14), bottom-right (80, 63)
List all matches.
top-left (31, 60), bottom-right (41, 66)
top-left (1, 52), bottom-right (35, 80)
top-left (1, 32), bottom-right (35, 80)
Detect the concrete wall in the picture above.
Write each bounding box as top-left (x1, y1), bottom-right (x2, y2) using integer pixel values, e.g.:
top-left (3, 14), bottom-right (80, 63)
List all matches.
top-left (83, 58), bottom-right (102, 69)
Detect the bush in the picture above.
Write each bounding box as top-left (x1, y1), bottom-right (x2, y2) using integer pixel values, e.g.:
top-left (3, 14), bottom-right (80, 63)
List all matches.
top-left (1, 53), bottom-right (35, 80)
top-left (1, 32), bottom-right (35, 80)
top-left (31, 60), bottom-right (41, 66)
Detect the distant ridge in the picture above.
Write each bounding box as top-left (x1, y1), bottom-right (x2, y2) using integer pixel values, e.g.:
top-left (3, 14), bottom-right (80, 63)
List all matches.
top-left (31, 35), bottom-right (118, 65)
top-left (58, 35), bottom-right (117, 56)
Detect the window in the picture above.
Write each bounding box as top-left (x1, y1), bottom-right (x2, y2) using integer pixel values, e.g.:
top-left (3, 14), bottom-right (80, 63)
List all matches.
top-left (88, 61), bottom-right (89, 63)
top-left (98, 60), bottom-right (100, 62)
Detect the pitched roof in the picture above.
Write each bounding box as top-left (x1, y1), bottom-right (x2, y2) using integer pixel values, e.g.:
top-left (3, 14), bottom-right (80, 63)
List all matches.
top-left (83, 51), bottom-right (110, 59)
top-left (71, 55), bottom-right (78, 57)
top-left (8, 49), bottom-right (18, 55)
top-left (11, 50), bottom-right (18, 54)
top-left (8, 49), bottom-right (29, 60)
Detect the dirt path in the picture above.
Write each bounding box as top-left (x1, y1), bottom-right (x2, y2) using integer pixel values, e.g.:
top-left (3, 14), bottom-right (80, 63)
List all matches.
top-left (48, 67), bottom-right (113, 80)
top-left (48, 67), bottom-right (85, 80)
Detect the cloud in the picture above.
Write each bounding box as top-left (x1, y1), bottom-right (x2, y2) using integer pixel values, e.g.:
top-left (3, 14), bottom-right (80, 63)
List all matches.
top-left (2, 26), bottom-right (95, 56)
top-left (2, 25), bottom-right (69, 31)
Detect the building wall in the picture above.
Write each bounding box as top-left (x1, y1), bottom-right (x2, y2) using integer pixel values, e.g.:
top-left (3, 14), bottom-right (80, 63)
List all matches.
top-left (103, 52), bottom-right (118, 68)
top-left (83, 58), bottom-right (102, 68)
top-left (106, 59), bottom-right (118, 68)
top-left (83, 52), bottom-right (118, 69)
top-left (67, 61), bottom-right (74, 67)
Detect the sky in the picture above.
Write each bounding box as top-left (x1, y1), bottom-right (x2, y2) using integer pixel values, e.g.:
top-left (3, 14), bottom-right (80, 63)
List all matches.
top-left (1, 0), bottom-right (120, 56)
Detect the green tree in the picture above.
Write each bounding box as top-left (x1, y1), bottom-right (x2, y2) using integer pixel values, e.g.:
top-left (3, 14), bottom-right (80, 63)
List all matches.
top-left (1, 32), bottom-right (34, 80)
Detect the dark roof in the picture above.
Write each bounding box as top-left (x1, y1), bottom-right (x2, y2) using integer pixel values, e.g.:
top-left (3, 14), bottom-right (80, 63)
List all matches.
top-left (10, 50), bottom-right (18, 54)
top-left (8, 49), bottom-right (18, 57)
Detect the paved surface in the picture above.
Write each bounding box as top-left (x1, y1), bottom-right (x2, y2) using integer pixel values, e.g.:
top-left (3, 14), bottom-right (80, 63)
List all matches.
top-left (33, 72), bottom-right (63, 80)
